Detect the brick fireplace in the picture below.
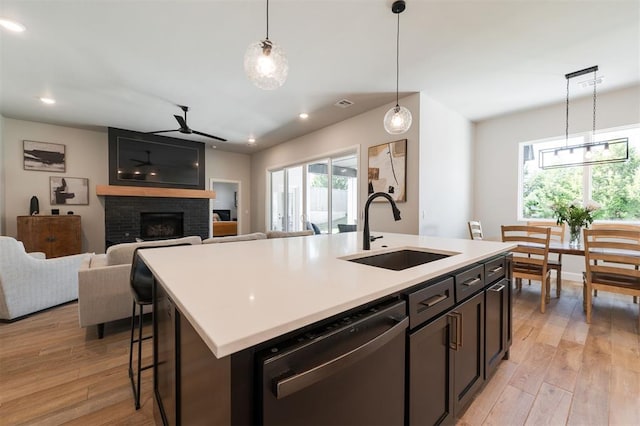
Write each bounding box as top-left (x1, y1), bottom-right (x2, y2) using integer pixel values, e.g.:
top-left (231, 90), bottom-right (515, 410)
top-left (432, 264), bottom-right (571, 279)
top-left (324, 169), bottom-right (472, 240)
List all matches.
top-left (104, 196), bottom-right (209, 247)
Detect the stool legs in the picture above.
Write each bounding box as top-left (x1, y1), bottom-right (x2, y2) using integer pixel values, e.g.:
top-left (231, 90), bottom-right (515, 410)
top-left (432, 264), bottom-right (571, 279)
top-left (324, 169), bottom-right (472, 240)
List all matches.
top-left (128, 301), bottom-right (152, 410)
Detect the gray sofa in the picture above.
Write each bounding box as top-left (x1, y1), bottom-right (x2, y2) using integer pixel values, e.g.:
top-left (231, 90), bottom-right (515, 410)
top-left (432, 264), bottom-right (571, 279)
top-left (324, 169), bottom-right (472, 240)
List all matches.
top-left (77, 236), bottom-right (201, 337)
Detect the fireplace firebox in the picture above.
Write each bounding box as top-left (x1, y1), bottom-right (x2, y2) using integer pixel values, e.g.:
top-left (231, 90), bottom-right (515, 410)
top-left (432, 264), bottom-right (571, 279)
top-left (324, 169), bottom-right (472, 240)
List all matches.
top-left (140, 212), bottom-right (184, 240)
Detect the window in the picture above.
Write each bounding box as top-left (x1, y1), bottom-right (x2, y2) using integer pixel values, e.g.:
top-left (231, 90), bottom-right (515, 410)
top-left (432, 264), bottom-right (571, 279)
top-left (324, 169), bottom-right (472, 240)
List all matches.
top-left (519, 125), bottom-right (640, 221)
top-left (269, 152), bottom-right (358, 233)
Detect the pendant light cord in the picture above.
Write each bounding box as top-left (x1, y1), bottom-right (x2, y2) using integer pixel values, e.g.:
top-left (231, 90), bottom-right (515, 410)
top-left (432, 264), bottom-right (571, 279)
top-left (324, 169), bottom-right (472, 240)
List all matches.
top-left (565, 77), bottom-right (569, 147)
top-left (266, 0), bottom-right (270, 40)
top-left (592, 69), bottom-right (597, 137)
top-left (395, 12), bottom-right (400, 107)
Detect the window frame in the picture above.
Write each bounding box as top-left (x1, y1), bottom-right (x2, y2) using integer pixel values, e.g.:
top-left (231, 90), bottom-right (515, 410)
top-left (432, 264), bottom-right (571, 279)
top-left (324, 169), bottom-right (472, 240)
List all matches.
top-left (266, 147), bottom-right (360, 233)
top-left (517, 123), bottom-right (640, 222)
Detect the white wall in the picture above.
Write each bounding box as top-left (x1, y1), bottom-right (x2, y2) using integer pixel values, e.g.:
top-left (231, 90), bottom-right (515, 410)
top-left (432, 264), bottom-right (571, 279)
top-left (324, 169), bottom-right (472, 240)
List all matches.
top-left (0, 116), bottom-right (5, 235)
top-left (207, 150), bottom-right (251, 234)
top-left (419, 94), bottom-right (474, 238)
top-left (2, 118), bottom-right (108, 253)
top-left (250, 94), bottom-right (421, 235)
top-left (474, 84), bottom-right (640, 277)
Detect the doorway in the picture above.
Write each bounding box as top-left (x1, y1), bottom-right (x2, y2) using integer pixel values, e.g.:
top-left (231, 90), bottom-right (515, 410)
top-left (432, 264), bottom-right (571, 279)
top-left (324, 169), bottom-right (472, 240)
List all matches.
top-left (209, 178), bottom-right (241, 237)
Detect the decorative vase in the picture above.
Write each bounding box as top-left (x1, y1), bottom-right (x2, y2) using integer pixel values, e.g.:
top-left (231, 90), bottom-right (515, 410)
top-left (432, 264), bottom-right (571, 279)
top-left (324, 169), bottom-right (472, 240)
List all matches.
top-left (569, 225), bottom-right (582, 247)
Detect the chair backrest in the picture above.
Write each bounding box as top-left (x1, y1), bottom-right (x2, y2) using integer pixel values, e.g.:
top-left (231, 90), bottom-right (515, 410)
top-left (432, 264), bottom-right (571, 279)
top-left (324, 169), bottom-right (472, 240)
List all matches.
top-left (590, 223), bottom-right (640, 234)
top-left (527, 221), bottom-right (566, 243)
top-left (468, 221), bottom-right (483, 240)
top-left (583, 228), bottom-right (640, 282)
top-left (130, 243), bottom-right (191, 304)
top-left (306, 222), bottom-right (321, 235)
top-left (337, 224), bottom-right (357, 233)
top-left (266, 230), bottom-right (314, 239)
top-left (501, 225), bottom-right (551, 274)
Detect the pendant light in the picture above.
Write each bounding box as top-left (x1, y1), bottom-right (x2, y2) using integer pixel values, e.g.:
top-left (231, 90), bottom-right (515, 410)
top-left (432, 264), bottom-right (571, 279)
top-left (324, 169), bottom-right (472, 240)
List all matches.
top-left (244, 0), bottom-right (288, 90)
top-left (383, 0), bottom-right (412, 135)
top-left (538, 66), bottom-right (629, 169)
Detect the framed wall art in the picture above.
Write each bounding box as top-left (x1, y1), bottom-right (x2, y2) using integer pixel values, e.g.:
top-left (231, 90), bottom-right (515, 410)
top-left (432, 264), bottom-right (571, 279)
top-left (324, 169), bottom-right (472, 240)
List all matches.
top-left (50, 177), bottom-right (89, 205)
top-left (23, 140), bottom-right (66, 172)
top-left (368, 139), bottom-right (407, 202)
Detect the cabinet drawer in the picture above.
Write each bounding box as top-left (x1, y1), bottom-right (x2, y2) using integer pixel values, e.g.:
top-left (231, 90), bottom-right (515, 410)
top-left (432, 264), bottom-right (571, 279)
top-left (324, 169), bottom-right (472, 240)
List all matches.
top-left (485, 256), bottom-right (506, 284)
top-left (408, 277), bottom-right (455, 329)
top-left (455, 265), bottom-right (484, 303)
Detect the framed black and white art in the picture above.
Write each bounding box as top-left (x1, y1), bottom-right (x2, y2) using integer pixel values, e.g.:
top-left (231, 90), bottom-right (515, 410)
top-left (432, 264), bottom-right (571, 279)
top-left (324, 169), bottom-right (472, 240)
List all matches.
top-left (50, 177), bottom-right (89, 205)
top-left (23, 140), bottom-right (66, 172)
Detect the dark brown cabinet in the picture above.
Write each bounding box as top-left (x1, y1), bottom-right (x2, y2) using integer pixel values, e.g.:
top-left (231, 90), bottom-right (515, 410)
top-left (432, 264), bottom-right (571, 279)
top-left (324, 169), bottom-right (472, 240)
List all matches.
top-left (154, 284), bottom-right (177, 425)
top-left (17, 215), bottom-right (81, 258)
top-left (409, 314), bottom-right (454, 425)
top-left (485, 278), bottom-right (509, 378)
top-left (408, 254), bottom-right (511, 425)
top-left (452, 292), bottom-right (485, 414)
top-left (408, 283), bottom-right (485, 424)
top-left (485, 255), bottom-right (511, 379)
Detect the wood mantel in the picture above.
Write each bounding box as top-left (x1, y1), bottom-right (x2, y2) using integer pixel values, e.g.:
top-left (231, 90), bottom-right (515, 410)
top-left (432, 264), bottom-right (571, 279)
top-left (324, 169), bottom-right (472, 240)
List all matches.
top-left (96, 185), bottom-right (216, 199)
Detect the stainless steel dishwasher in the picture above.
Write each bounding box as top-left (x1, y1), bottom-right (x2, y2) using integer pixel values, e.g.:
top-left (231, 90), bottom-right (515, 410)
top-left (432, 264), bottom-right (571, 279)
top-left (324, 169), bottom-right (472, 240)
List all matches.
top-left (257, 298), bottom-right (408, 426)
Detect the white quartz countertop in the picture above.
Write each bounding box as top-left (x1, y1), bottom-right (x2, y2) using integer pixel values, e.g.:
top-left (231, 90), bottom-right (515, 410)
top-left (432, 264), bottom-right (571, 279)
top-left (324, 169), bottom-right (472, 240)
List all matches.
top-left (140, 232), bottom-right (515, 358)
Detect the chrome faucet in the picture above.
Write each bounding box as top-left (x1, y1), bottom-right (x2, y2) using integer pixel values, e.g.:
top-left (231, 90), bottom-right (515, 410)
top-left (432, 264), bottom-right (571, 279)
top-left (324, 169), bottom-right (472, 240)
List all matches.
top-left (363, 192), bottom-right (402, 250)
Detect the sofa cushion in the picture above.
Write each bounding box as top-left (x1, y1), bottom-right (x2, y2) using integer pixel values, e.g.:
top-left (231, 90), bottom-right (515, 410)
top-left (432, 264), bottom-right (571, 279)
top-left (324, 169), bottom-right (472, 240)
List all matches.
top-left (106, 236), bottom-right (202, 266)
top-left (266, 230), bottom-right (314, 239)
top-left (203, 232), bottom-right (267, 244)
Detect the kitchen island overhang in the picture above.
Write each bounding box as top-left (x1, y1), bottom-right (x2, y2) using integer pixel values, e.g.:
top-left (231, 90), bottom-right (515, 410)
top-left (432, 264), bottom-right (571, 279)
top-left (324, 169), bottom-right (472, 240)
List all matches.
top-left (140, 232), bottom-right (516, 359)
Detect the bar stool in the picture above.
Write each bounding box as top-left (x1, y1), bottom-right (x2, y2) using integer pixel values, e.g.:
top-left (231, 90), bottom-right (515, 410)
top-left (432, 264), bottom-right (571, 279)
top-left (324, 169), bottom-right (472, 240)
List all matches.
top-left (128, 243), bottom-right (189, 409)
top-left (128, 247), bottom-right (155, 409)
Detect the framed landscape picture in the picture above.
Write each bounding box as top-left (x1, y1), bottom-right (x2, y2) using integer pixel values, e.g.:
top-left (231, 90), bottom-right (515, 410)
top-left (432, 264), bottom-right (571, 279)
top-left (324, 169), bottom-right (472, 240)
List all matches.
top-left (368, 139), bottom-right (407, 202)
top-left (50, 177), bottom-right (89, 205)
top-left (23, 140), bottom-right (66, 172)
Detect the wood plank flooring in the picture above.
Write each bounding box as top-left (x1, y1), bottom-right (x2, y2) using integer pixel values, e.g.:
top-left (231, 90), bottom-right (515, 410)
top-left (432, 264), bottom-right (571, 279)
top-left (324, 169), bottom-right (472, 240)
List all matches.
top-left (460, 281), bottom-right (640, 426)
top-left (0, 280), bottom-right (638, 425)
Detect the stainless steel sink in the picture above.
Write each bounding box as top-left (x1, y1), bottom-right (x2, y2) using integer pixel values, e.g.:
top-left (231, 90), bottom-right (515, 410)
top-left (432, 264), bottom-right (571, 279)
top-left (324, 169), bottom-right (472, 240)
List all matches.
top-left (346, 249), bottom-right (453, 271)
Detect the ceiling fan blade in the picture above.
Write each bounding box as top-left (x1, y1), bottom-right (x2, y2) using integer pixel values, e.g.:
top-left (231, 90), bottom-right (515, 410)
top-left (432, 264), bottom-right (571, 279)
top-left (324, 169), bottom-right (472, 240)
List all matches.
top-left (174, 114), bottom-right (188, 129)
top-left (146, 129), bottom-right (178, 134)
top-left (192, 130), bottom-right (227, 142)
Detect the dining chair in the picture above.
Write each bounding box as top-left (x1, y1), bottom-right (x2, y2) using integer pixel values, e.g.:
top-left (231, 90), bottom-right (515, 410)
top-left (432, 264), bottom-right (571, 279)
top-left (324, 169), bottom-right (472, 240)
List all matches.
top-left (468, 221), bottom-right (484, 240)
top-left (501, 225), bottom-right (552, 313)
top-left (527, 221), bottom-right (566, 297)
top-left (590, 223), bottom-right (640, 304)
top-left (582, 227), bottom-right (640, 327)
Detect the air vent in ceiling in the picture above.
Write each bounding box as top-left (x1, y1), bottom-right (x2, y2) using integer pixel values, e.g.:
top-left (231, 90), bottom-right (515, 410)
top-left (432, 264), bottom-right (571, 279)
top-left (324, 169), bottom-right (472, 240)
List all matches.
top-left (334, 98), bottom-right (354, 108)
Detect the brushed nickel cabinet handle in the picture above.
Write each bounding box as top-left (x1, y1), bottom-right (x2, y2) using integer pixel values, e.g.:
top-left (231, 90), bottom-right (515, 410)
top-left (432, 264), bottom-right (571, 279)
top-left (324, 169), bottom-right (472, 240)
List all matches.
top-left (463, 277), bottom-right (482, 287)
top-left (420, 294), bottom-right (447, 308)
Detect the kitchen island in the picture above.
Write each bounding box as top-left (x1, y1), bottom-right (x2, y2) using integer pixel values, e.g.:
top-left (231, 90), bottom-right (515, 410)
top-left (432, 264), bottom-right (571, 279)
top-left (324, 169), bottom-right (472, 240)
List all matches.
top-left (140, 232), bottom-right (516, 425)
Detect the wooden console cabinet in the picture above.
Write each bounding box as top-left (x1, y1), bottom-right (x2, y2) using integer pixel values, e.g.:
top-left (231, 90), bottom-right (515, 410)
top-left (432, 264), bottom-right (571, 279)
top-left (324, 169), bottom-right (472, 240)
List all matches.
top-left (17, 215), bottom-right (82, 258)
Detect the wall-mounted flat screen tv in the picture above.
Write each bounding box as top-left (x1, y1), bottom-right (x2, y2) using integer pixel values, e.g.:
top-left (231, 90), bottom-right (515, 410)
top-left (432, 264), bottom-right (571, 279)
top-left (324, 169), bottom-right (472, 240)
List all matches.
top-left (108, 128), bottom-right (205, 189)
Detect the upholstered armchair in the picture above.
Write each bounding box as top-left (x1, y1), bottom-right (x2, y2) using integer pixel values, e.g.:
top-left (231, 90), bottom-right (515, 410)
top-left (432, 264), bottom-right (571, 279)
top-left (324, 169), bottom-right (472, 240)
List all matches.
top-left (0, 236), bottom-right (89, 321)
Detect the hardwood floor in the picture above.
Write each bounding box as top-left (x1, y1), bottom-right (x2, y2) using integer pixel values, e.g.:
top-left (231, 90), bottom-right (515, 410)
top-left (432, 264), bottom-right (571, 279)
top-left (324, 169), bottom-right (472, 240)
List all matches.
top-left (0, 280), bottom-right (638, 425)
top-left (0, 305), bottom-right (155, 425)
top-left (460, 280), bottom-right (640, 426)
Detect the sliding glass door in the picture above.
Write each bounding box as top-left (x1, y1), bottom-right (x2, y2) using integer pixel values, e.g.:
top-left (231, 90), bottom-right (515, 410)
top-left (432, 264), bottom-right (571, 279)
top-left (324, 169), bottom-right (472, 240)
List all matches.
top-left (270, 152), bottom-right (358, 234)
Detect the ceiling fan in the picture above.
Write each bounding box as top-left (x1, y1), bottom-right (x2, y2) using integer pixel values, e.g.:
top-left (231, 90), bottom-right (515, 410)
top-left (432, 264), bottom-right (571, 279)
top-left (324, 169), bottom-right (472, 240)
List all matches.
top-left (148, 105), bottom-right (227, 142)
top-left (130, 150), bottom-right (152, 166)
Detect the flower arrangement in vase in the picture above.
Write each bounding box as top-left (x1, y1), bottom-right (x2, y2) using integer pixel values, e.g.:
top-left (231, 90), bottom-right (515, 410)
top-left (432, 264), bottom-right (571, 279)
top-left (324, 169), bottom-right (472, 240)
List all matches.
top-left (552, 200), bottom-right (601, 247)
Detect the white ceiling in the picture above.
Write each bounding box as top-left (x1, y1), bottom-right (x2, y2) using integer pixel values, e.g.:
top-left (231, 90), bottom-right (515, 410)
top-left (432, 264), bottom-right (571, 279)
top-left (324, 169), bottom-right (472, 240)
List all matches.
top-left (1, 0), bottom-right (638, 154)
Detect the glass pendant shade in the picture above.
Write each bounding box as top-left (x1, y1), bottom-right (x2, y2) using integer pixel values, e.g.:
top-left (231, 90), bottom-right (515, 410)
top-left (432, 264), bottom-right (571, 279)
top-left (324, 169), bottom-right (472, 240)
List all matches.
top-left (244, 39), bottom-right (288, 90)
top-left (383, 105), bottom-right (412, 134)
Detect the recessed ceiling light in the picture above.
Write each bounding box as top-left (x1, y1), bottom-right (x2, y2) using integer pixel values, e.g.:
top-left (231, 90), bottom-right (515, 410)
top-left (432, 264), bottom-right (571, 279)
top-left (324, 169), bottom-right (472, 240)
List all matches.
top-left (0, 19), bottom-right (26, 33)
top-left (211, 145), bottom-right (217, 149)
top-left (299, 113), bottom-right (309, 119)
top-left (248, 138), bottom-right (256, 144)
top-left (40, 97), bottom-right (56, 105)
